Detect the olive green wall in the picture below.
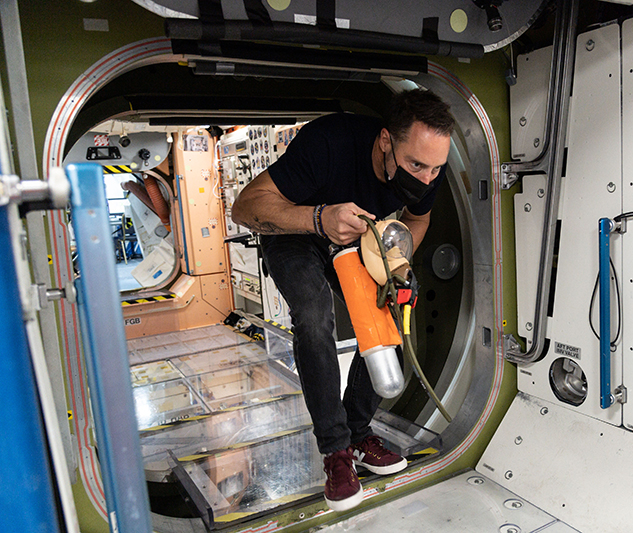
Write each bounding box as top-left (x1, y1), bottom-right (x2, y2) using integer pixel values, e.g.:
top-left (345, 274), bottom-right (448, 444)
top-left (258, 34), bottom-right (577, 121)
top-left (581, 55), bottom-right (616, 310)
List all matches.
top-left (2, 0), bottom-right (164, 175)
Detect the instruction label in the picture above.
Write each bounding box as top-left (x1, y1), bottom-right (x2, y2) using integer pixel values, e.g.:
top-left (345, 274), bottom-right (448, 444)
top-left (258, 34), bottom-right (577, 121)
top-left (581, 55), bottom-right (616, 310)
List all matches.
top-left (554, 341), bottom-right (581, 360)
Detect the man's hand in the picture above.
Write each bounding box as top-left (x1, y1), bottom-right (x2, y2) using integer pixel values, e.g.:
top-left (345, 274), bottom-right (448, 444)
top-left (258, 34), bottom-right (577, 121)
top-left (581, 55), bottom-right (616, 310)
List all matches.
top-left (321, 203), bottom-right (376, 245)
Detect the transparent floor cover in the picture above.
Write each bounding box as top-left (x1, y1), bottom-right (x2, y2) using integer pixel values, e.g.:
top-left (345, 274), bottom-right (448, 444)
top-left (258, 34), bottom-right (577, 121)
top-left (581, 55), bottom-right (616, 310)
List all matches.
top-left (128, 324), bottom-right (324, 522)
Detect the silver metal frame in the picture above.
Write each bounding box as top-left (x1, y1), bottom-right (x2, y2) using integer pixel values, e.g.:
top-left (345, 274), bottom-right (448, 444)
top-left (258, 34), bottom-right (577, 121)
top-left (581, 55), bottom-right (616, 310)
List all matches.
top-left (501, 0), bottom-right (580, 365)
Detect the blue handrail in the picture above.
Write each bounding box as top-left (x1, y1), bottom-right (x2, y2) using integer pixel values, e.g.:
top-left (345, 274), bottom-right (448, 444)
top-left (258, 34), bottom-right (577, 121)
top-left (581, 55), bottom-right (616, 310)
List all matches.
top-left (598, 217), bottom-right (614, 409)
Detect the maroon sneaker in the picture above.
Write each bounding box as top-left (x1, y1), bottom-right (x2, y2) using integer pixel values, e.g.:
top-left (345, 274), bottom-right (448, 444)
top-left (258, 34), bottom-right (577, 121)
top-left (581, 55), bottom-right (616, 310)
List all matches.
top-left (323, 447), bottom-right (364, 511)
top-left (351, 436), bottom-right (407, 475)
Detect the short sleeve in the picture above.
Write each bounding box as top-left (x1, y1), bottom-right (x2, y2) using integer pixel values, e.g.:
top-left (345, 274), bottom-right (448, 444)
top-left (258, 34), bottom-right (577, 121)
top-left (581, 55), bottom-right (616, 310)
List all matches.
top-left (267, 123), bottom-right (330, 205)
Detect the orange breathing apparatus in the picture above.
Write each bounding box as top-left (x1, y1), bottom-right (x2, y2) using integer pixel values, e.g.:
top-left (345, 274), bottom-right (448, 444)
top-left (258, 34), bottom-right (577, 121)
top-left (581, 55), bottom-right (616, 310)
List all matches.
top-left (333, 246), bottom-right (405, 399)
top-left (332, 218), bottom-right (452, 423)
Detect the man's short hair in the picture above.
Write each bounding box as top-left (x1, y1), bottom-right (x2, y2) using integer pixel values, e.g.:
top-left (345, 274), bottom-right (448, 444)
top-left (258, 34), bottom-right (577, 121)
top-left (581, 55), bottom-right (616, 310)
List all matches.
top-left (386, 88), bottom-right (455, 142)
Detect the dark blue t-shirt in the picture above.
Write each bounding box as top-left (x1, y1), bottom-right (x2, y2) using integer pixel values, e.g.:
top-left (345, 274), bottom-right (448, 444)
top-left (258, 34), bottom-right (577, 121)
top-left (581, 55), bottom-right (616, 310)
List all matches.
top-left (268, 113), bottom-right (444, 219)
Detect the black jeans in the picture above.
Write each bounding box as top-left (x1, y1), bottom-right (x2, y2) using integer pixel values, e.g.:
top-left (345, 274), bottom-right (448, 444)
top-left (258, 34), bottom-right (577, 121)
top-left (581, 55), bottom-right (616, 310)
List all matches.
top-left (260, 234), bottom-right (382, 454)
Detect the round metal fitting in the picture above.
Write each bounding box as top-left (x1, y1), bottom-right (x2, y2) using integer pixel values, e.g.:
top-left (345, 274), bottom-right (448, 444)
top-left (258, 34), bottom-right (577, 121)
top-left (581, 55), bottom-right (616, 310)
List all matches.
top-left (431, 243), bottom-right (461, 280)
top-left (504, 499), bottom-right (524, 510)
top-left (499, 525), bottom-right (522, 533)
top-left (299, 513), bottom-right (305, 520)
top-left (504, 470), bottom-right (514, 480)
top-left (586, 39), bottom-right (595, 51)
top-left (607, 182), bottom-right (616, 193)
top-left (467, 476), bottom-right (485, 485)
top-left (537, 188), bottom-right (545, 198)
top-left (540, 407), bottom-right (549, 415)
top-left (514, 436), bottom-right (523, 445)
top-left (524, 203), bottom-right (532, 213)
top-left (549, 357), bottom-right (588, 407)
top-left (519, 116), bottom-right (527, 127)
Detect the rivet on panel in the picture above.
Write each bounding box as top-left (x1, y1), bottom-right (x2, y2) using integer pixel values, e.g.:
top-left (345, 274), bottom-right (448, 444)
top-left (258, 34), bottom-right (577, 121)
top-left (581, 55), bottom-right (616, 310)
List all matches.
top-left (499, 525), bottom-right (521, 533)
top-left (504, 499), bottom-right (523, 510)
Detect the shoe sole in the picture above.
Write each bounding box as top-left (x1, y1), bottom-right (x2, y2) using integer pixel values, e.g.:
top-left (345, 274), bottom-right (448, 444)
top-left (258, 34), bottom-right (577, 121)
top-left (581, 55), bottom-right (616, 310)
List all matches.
top-left (354, 456), bottom-right (408, 475)
top-left (324, 487), bottom-right (364, 512)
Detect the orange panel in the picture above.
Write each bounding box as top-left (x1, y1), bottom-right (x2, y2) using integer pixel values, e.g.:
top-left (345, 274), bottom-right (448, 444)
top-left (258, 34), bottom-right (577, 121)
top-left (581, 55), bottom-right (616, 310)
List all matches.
top-left (123, 273), bottom-right (232, 339)
top-left (173, 131), bottom-right (227, 276)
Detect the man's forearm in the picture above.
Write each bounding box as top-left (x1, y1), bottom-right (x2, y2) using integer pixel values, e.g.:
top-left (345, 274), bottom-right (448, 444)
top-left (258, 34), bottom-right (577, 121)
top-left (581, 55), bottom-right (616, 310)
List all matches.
top-left (232, 189), bottom-right (314, 235)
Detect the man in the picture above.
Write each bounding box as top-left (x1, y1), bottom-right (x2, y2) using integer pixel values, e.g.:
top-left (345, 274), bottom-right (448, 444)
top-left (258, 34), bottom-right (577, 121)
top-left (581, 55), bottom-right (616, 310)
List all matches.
top-left (232, 88), bottom-right (454, 511)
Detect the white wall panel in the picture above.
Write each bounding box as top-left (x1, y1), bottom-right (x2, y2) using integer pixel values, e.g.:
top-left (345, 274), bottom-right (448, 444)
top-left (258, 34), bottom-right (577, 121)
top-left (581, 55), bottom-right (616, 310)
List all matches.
top-left (515, 24), bottom-right (622, 425)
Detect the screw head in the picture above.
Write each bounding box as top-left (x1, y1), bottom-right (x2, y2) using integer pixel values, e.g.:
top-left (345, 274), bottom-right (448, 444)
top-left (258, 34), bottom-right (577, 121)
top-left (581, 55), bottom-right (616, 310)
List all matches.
top-left (519, 116), bottom-right (527, 127)
top-left (525, 322), bottom-right (533, 331)
top-left (533, 138), bottom-right (540, 148)
top-left (537, 188), bottom-right (545, 198)
top-left (607, 182), bottom-right (616, 193)
top-left (541, 407), bottom-right (549, 415)
top-left (467, 476), bottom-right (485, 485)
top-left (514, 436), bottom-right (523, 445)
top-left (524, 203), bottom-right (532, 213)
top-left (504, 499), bottom-right (524, 509)
top-left (505, 470), bottom-right (514, 480)
top-left (586, 39), bottom-right (595, 51)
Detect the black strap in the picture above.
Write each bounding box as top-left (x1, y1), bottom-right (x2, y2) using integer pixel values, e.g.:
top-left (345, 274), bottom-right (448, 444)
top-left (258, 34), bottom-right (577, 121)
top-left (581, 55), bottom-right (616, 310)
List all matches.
top-left (316, 0), bottom-right (336, 29)
top-left (243, 0), bottom-right (272, 24)
top-left (422, 17), bottom-right (439, 43)
top-left (198, 0), bottom-right (224, 21)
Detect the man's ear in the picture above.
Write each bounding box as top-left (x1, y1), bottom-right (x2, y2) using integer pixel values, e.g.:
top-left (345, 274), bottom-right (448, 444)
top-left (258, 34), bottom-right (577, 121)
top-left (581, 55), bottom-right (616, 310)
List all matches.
top-left (379, 128), bottom-right (391, 152)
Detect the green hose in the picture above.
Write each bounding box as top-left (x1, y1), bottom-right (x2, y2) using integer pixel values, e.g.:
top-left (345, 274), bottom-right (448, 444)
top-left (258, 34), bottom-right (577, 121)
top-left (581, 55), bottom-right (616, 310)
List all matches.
top-left (358, 215), bottom-right (452, 423)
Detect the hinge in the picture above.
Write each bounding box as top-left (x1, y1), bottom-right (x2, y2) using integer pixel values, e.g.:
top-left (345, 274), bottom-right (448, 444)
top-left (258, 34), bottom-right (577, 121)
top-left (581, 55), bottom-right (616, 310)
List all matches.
top-left (503, 333), bottom-right (522, 355)
top-left (32, 281), bottom-right (77, 310)
top-left (501, 167), bottom-right (520, 190)
top-left (614, 385), bottom-right (627, 405)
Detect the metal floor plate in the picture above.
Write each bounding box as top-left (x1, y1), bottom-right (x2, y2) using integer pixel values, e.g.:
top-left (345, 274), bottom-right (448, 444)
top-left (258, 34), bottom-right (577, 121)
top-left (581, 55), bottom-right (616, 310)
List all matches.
top-left (318, 470), bottom-right (579, 533)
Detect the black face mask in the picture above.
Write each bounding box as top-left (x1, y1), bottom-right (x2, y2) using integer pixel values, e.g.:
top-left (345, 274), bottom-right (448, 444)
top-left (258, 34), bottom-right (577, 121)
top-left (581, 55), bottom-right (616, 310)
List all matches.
top-left (383, 137), bottom-right (431, 206)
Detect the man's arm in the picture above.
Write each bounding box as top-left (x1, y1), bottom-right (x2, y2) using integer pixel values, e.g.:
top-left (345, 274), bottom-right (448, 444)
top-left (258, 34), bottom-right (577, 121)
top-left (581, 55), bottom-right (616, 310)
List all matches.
top-left (231, 170), bottom-right (375, 245)
top-left (399, 207), bottom-right (431, 252)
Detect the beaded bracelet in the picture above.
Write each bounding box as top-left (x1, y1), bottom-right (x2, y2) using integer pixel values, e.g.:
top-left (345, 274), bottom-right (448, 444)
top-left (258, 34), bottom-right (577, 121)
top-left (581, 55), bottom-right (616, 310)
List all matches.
top-left (313, 203), bottom-right (327, 238)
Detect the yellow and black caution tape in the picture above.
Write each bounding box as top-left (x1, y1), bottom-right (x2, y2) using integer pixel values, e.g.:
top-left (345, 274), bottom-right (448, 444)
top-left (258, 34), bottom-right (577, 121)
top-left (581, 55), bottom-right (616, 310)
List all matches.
top-left (121, 294), bottom-right (177, 307)
top-left (264, 319), bottom-right (293, 335)
top-left (102, 165), bottom-right (133, 174)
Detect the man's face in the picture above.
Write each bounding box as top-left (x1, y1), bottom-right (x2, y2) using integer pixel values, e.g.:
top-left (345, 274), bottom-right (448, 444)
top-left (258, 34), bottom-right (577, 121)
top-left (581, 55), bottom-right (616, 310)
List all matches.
top-left (381, 122), bottom-right (451, 185)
